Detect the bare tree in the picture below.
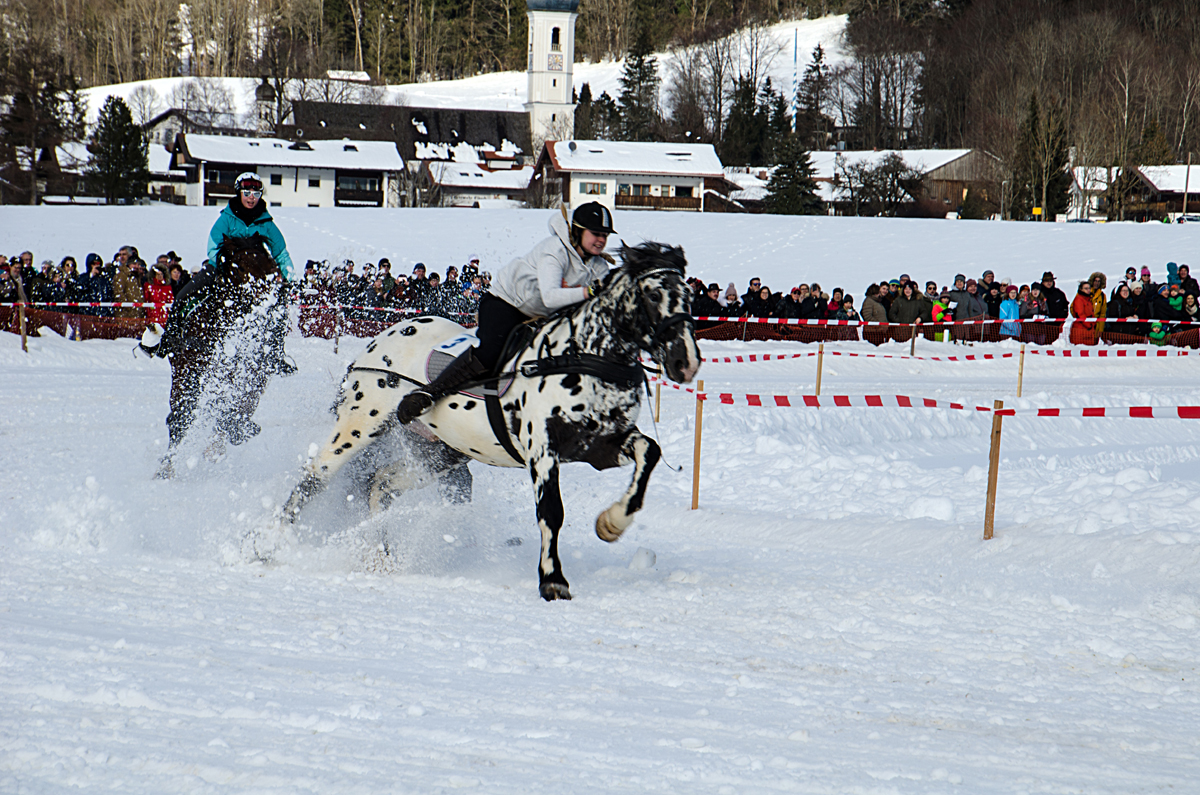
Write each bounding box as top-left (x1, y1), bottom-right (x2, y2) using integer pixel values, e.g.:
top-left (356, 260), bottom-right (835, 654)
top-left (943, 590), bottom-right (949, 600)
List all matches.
top-left (128, 85), bottom-right (165, 126)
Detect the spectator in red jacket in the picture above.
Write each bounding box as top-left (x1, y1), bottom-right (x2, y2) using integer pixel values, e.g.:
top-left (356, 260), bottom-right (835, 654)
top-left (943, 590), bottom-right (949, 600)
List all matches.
top-left (1069, 280), bottom-right (1097, 345)
top-left (143, 265), bottom-right (175, 327)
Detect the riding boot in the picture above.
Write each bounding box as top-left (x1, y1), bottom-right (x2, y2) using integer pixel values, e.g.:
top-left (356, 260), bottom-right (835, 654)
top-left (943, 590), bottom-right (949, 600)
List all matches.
top-left (264, 287), bottom-right (297, 376)
top-left (264, 313), bottom-right (297, 376)
top-left (397, 349), bottom-right (488, 424)
top-left (143, 311), bottom-right (179, 358)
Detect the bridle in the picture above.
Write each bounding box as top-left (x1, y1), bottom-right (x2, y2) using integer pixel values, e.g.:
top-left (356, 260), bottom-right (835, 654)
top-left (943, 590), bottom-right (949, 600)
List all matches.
top-left (626, 266), bottom-right (696, 350)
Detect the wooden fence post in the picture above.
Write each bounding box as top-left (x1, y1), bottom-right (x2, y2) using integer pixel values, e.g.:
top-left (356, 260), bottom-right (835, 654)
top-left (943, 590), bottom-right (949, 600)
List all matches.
top-left (1017, 344), bottom-right (1026, 397)
top-left (654, 365), bottom-right (662, 422)
top-left (910, 322), bottom-right (918, 356)
top-left (16, 277), bottom-right (28, 353)
top-left (815, 343), bottom-right (824, 396)
top-left (691, 379), bottom-right (704, 510)
top-left (984, 399), bottom-right (1005, 540)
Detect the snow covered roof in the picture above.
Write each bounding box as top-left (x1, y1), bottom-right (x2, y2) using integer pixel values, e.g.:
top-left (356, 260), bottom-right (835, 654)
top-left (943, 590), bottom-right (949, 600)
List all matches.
top-left (175, 133), bottom-right (403, 171)
top-left (808, 149), bottom-right (973, 180)
top-left (56, 143), bottom-right (91, 173)
top-left (428, 160), bottom-right (533, 190)
top-left (545, 140), bottom-right (724, 178)
top-left (722, 168), bottom-right (771, 202)
top-left (1137, 165), bottom-right (1200, 193)
top-left (1072, 166), bottom-right (1112, 193)
top-left (148, 145), bottom-right (185, 176)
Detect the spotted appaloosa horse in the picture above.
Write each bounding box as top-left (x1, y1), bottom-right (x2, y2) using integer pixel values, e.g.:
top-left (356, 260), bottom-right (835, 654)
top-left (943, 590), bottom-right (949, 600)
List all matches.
top-left (157, 234), bottom-right (283, 478)
top-left (282, 242), bottom-right (701, 601)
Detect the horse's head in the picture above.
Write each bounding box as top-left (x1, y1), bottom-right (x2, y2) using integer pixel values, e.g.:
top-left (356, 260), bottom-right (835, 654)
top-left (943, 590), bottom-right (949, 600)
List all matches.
top-left (615, 242), bottom-right (701, 384)
top-left (216, 234), bottom-right (279, 287)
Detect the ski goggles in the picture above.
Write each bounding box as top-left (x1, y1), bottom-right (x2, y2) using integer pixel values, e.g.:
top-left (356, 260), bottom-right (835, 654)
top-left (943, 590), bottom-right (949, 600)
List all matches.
top-left (240, 188), bottom-right (263, 199)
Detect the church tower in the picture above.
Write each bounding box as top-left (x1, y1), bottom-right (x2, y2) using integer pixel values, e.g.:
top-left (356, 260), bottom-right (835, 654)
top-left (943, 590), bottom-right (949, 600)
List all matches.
top-left (525, 0), bottom-right (578, 153)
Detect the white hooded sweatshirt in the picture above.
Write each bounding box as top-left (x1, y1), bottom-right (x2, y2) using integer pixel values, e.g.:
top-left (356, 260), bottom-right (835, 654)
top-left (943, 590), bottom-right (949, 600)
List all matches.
top-left (489, 210), bottom-right (612, 319)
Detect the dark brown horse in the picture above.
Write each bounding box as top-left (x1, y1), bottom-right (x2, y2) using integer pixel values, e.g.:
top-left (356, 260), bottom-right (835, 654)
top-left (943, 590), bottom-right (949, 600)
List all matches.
top-left (157, 235), bottom-right (282, 478)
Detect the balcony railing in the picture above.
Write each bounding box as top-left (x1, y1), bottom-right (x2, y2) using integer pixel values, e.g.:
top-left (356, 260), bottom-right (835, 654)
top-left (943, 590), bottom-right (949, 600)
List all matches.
top-left (615, 194), bottom-right (702, 210)
top-left (204, 182), bottom-right (237, 204)
top-left (335, 188), bottom-right (384, 207)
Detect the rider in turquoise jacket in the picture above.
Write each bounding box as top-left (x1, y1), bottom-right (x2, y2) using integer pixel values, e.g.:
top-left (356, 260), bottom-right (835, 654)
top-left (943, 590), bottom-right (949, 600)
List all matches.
top-left (205, 189), bottom-right (295, 280)
top-left (143, 172), bottom-right (296, 375)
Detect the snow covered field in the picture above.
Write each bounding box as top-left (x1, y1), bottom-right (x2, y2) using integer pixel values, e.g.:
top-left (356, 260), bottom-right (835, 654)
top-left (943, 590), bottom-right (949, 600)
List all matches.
top-left (4, 209), bottom-right (1200, 792)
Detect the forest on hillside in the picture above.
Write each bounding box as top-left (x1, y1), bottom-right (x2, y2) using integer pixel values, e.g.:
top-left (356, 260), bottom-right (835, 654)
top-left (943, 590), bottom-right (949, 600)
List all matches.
top-left (1, 0), bottom-right (1198, 217)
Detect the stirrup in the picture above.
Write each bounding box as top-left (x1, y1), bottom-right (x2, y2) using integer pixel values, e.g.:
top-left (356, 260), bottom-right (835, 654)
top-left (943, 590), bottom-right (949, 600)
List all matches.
top-left (397, 390), bottom-right (434, 424)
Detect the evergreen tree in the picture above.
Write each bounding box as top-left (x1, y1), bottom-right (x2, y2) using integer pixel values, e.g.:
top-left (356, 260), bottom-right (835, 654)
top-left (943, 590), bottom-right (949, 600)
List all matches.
top-left (1137, 120), bottom-right (1174, 165)
top-left (1010, 92), bottom-right (1070, 221)
top-left (721, 75), bottom-right (765, 166)
top-left (795, 44), bottom-right (832, 149)
top-left (574, 83), bottom-right (596, 139)
top-left (764, 136), bottom-right (824, 215)
top-left (616, 28), bottom-right (662, 141)
top-left (85, 96), bottom-right (150, 204)
top-left (0, 46), bottom-right (80, 204)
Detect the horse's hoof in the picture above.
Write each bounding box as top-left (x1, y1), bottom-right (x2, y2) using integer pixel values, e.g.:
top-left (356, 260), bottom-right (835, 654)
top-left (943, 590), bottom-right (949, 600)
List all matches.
top-left (595, 507), bottom-right (627, 543)
top-left (540, 582), bottom-right (572, 601)
top-left (226, 420), bottom-right (261, 446)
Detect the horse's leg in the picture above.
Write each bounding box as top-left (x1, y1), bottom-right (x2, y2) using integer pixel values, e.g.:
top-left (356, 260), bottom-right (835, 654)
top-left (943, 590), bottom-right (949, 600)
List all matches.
top-left (528, 452), bottom-right (570, 601)
top-left (595, 430), bottom-right (662, 543)
top-left (220, 365), bottom-right (269, 445)
top-left (283, 375), bottom-right (400, 519)
top-left (157, 359), bottom-right (202, 478)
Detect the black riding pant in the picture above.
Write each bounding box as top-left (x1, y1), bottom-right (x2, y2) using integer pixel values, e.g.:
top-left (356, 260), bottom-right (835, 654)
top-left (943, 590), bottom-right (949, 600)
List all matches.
top-left (474, 293), bottom-right (530, 372)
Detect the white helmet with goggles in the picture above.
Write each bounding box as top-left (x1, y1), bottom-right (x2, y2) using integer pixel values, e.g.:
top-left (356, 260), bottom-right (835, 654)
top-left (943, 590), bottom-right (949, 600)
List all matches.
top-left (234, 172), bottom-right (264, 193)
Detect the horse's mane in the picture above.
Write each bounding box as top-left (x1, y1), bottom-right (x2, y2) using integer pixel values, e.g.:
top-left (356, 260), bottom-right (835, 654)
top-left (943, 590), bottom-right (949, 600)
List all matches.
top-left (219, 233), bottom-right (272, 257)
top-left (617, 241), bottom-right (687, 278)
top-left (215, 234), bottom-right (277, 279)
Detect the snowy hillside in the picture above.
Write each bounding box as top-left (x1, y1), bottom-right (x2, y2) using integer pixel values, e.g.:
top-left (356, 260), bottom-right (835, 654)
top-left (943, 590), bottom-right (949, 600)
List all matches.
top-left (80, 16), bottom-right (849, 125)
top-left (4, 209), bottom-right (1200, 791)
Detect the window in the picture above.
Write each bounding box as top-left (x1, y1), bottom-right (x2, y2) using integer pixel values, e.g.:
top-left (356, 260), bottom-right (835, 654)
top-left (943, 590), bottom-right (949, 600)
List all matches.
top-left (676, 185), bottom-right (693, 198)
top-left (270, 201), bottom-right (281, 207)
top-left (661, 185), bottom-right (672, 197)
top-left (207, 169), bottom-right (238, 186)
top-left (308, 175), bottom-right (321, 188)
top-left (270, 173), bottom-right (282, 186)
top-left (308, 203), bottom-right (319, 207)
top-left (618, 184), bottom-right (630, 196)
top-left (630, 184), bottom-right (651, 196)
top-left (551, 27), bottom-right (561, 52)
top-left (337, 176), bottom-right (380, 191)
top-left (579, 182), bottom-right (607, 195)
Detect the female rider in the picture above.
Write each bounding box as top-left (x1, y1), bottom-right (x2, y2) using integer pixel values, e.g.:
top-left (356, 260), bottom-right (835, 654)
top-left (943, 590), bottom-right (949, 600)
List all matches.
top-left (397, 201), bottom-right (616, 423)
top-left (144, 173), bottom-right (296, 374)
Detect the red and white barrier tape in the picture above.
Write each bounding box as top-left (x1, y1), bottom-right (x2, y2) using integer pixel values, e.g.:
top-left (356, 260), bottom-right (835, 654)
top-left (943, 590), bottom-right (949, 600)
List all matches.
top-left (11, 300), bottom-right (472, 318)
top-left (647, 377), bottom-right (1200, 418)
top-left (1023, 347), bottom-right (1191, 357)
top-left (695, 315), bottom-right (1200, 328)
top-left (699, 348), bottom-right (1199, 364)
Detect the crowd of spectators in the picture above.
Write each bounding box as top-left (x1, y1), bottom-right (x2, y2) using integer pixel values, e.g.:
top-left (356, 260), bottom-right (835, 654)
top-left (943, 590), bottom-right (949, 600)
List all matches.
top-left (0, 247), bottom-right (191, 320)
top-left (0, 248), bottom-right (489, 325)
top-left (4, 245), bottom-right (1197, 346)
top-left (296, 256), bottom-right (489, 323)
top-left (685, 262), bottom-right (1200, 344)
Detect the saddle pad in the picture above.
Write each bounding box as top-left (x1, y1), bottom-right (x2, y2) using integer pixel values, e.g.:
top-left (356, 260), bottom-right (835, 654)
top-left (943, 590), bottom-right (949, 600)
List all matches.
top-left (426, 349), bottom-right (514, 399)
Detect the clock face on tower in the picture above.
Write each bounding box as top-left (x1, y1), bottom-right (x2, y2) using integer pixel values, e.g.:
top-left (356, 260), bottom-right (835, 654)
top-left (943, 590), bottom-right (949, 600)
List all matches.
top-left (548, 53), bottom-right (563, 71)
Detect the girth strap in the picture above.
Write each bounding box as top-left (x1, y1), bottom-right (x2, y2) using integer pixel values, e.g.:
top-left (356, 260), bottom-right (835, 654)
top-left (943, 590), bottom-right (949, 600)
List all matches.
top-left (518, 352), bottom-right (643, 386)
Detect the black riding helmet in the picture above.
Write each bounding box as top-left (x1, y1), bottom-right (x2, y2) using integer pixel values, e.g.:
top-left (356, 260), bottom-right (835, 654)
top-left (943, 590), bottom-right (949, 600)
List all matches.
top-left (571, 201), bottom-right (617, 236)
